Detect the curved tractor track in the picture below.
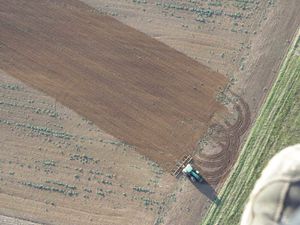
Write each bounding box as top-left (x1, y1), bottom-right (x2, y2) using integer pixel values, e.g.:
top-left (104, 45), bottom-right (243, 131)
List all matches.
top-left (194, 93), bottom-right (251, 185)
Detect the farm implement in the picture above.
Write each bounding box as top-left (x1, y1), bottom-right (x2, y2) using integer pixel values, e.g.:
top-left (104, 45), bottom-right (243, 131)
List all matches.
top-left (171, 155), bottom-right (203, 183)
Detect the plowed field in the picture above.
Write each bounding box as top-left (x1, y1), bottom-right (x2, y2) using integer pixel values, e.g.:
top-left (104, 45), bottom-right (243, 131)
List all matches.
top-left (0, 0), bottom-right (227, 171)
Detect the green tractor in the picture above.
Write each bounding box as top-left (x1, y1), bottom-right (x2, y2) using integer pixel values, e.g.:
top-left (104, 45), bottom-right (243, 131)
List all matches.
top-left (182, 163), bottom-right (203, 183)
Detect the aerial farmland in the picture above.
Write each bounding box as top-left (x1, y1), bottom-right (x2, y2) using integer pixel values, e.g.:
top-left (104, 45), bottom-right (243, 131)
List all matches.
top-left (0, 0), bottom-right (299, 225)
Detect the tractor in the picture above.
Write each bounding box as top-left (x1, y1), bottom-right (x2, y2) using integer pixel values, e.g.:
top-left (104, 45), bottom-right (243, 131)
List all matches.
top-left (182, 163), bottom-right (203, 182)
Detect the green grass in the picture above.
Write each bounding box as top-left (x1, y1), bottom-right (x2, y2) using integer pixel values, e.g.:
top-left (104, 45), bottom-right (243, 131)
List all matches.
top-left (202, 29), bottom-right (300, 225)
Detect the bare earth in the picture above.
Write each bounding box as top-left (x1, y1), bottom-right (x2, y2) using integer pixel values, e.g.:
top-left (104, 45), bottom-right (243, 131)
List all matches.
top-left (0, 215), bottom-right (39, 225)
top-left (0, 0), bottom-right (299, 225)
top-left (78, 1), bottom-right (300, 224)
top-left (0, 0), bottom-right (227, 171)
top-left (0, 71), bottom-right (174, 225)
top-left (83, 0), bottom-right (300, 118)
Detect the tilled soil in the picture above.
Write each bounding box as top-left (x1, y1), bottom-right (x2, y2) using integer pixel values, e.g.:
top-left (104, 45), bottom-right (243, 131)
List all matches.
top-left (0, 0), bottom-right (227, 172)
top-left (1, 0), bottom-right (300, 224)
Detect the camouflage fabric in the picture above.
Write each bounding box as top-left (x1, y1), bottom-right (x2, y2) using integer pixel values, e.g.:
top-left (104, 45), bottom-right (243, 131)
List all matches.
top-left (241, 144), bottom-right (300, 225)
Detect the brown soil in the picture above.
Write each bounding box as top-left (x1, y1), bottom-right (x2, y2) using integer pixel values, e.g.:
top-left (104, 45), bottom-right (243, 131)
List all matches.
top-left (1, 0), bottom-right (300, 224)
top-left (0, 71), bottom-right (174, 225)
top-left (94, 1), bottom-right (300, 223)
top-left (0, 0), bottom-right (227, 172)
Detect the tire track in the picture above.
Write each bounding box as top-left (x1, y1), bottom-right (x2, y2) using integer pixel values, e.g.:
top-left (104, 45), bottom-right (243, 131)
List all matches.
top-left (194, 93), bottom-right (251, 185)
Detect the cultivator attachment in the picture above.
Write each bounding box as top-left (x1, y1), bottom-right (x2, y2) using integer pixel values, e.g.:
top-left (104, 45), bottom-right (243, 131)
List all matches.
top-left (171, 154), bottom-right (193, 177)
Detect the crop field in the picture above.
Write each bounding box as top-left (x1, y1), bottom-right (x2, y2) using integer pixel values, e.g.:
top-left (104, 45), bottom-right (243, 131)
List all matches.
top-left (0, 0), bottom-right (228, 171)
top-left (83, 0), bottom-right (300, 114)
top-left (81, 1), bottom-right (298, 223)
top-left (0, 71), bottom-right (176, 225)
top-left (0, 0), bottom-right (300, 225)
top-left (202, 29), bottom-right (300, 225)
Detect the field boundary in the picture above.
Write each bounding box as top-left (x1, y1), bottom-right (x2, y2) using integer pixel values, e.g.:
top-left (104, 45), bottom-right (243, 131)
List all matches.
top-left (201, 26), bottom-right (300, 225)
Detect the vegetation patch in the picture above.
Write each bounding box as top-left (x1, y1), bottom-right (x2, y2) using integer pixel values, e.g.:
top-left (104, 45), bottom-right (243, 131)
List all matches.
top-left (21, 181), bottom-right (79, 196)
top-left (0, 119), bottom-right (73, 139)
top-left (0, 83), bottom-right (21, 91)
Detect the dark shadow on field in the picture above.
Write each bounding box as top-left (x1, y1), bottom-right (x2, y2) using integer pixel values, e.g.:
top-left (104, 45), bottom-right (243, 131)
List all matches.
top-left (191, 178), bottom-right (221, 205)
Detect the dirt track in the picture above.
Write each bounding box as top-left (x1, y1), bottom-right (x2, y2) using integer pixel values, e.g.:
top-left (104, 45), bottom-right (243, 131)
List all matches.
top-left (0, 0), bottom-right (227, 171)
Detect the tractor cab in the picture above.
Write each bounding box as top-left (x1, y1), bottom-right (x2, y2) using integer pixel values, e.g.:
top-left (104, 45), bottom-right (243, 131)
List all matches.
top-left (182, 164), bottom-right (203, 183)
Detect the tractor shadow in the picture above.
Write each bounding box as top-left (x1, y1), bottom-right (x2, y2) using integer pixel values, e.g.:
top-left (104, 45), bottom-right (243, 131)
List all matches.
top-left (191, 178), bottom-right (221, 205)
